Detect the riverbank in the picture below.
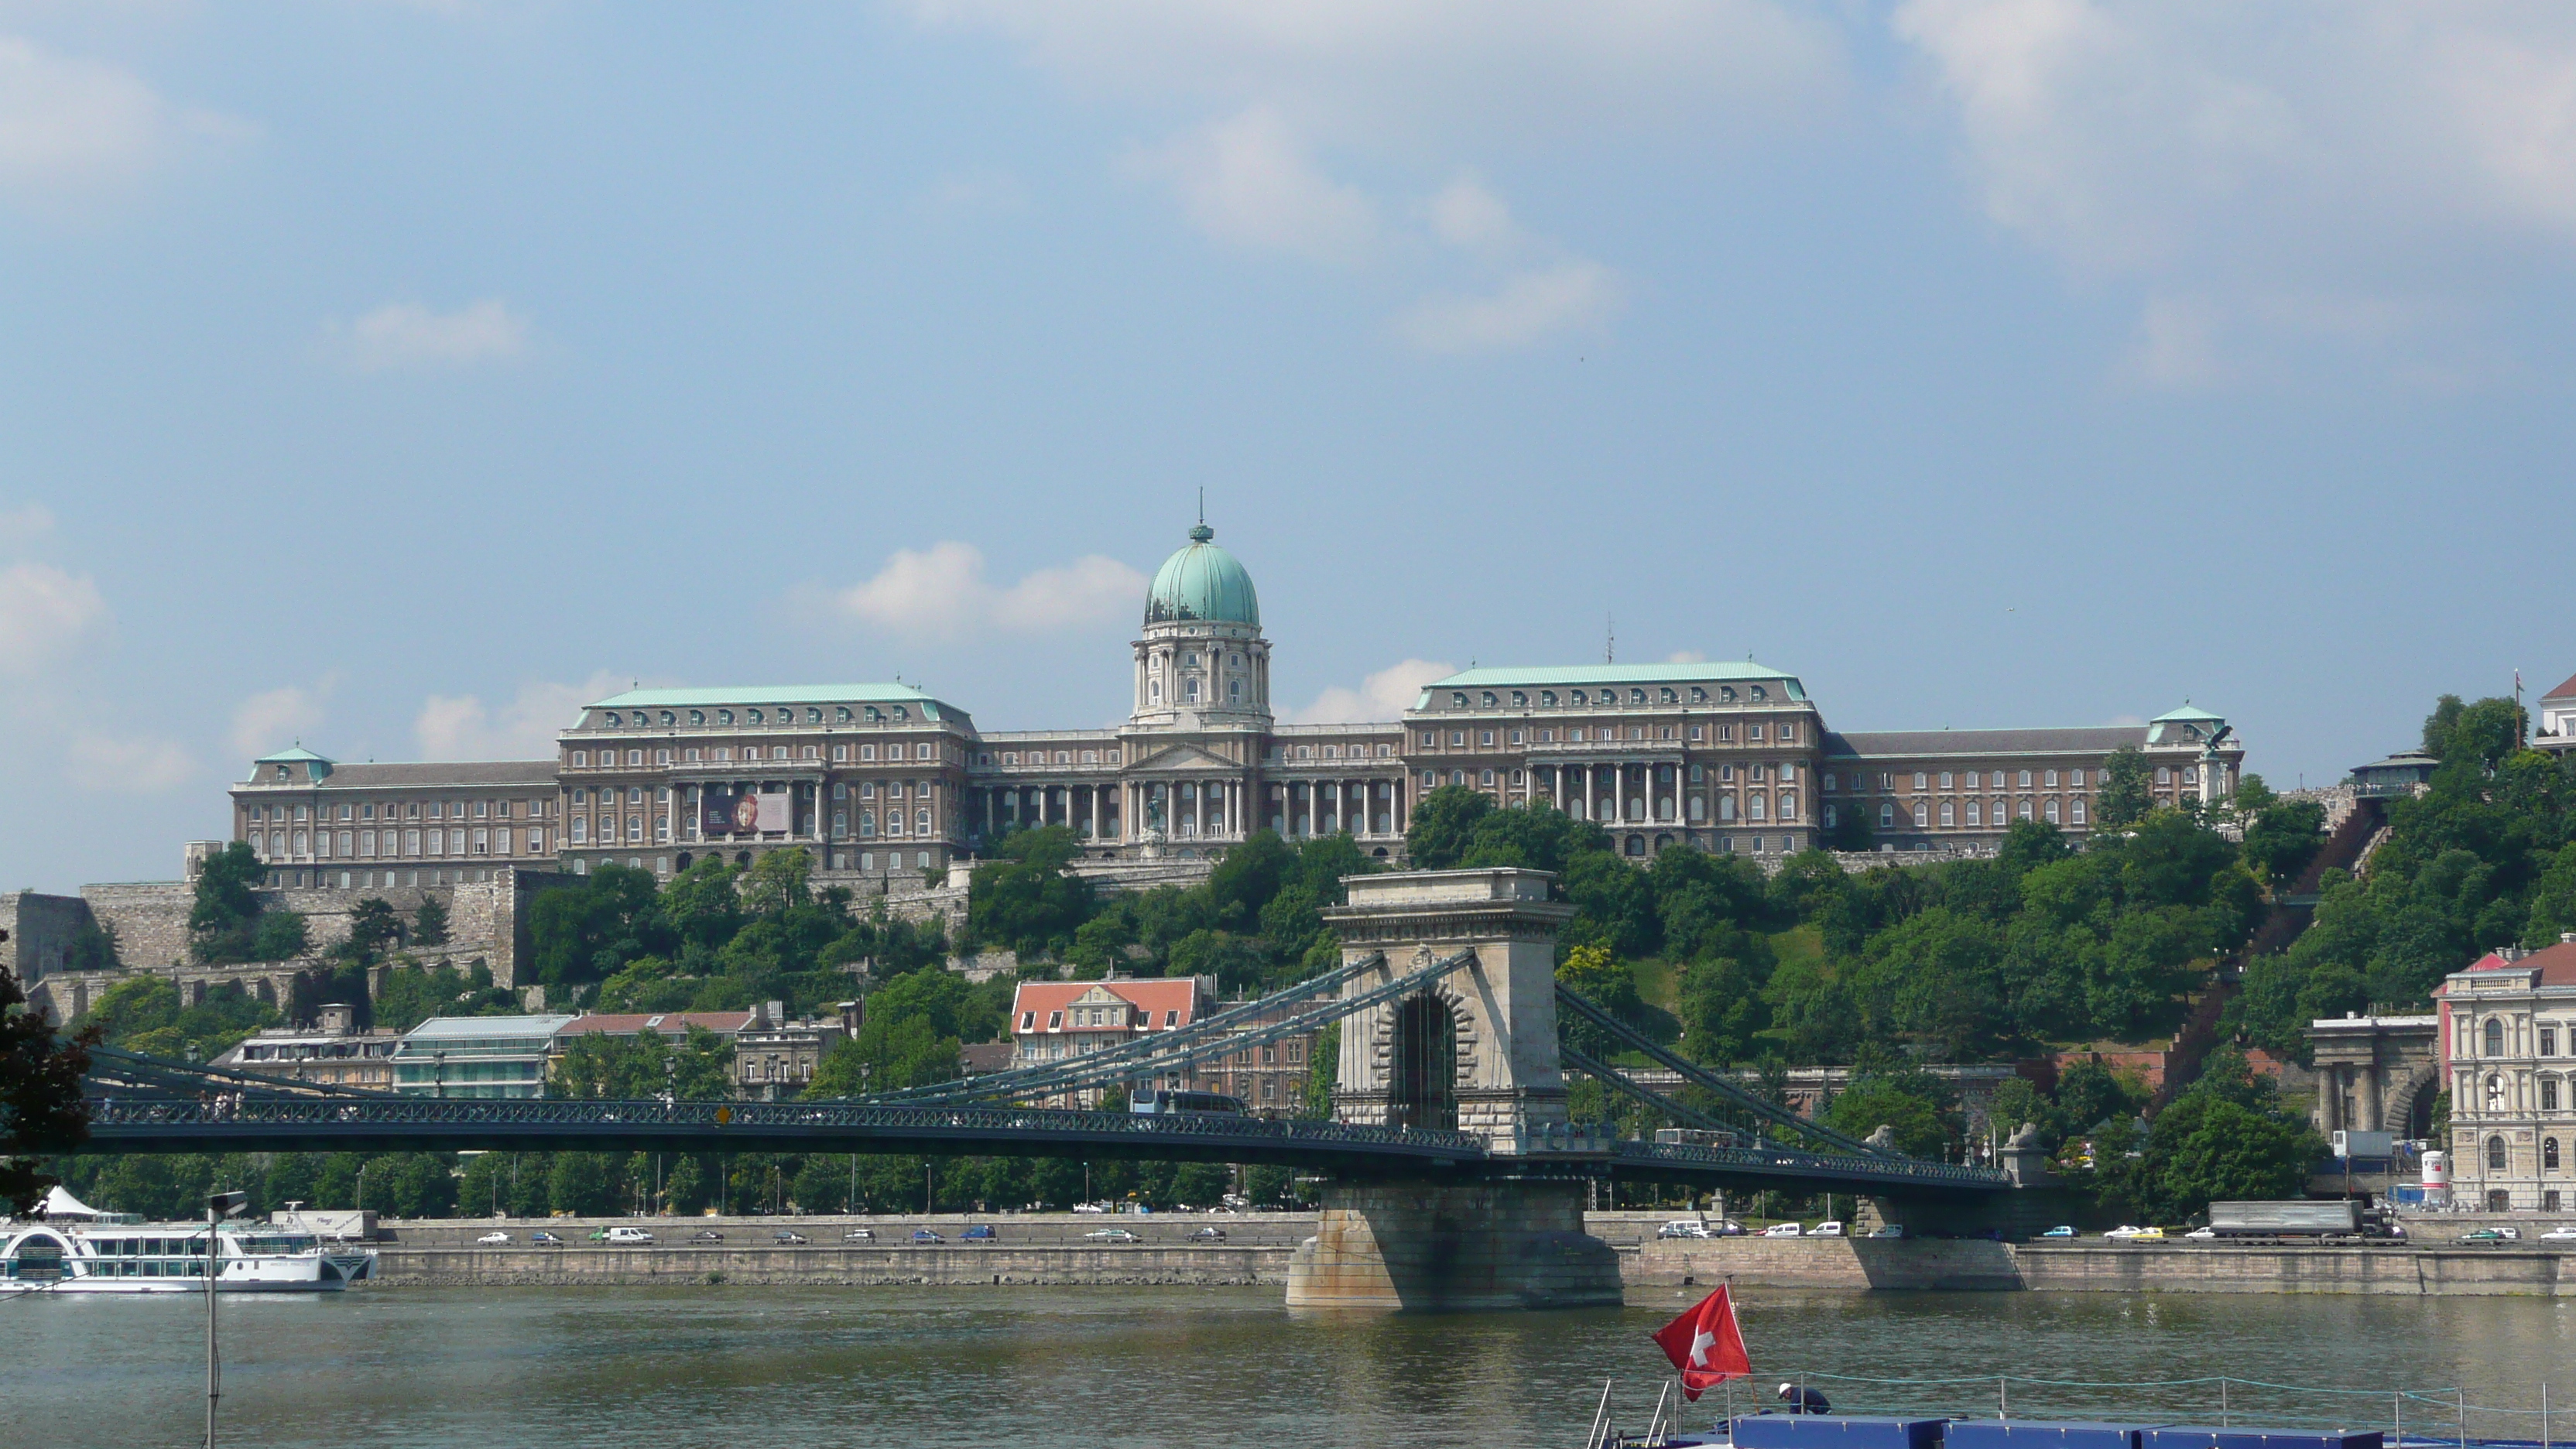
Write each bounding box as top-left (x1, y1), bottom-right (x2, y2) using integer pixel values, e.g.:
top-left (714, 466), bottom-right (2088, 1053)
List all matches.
top-left (345, 1213), bottom-right (2576, 1294)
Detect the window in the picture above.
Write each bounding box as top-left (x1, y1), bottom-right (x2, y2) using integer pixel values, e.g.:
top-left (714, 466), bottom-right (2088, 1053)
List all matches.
top-left (1966, 800), bottom-right (1983, 827)
top-left (2490, 1135), bottom-right (2509, 1172)
top-left (2547, 1079), bottom-right (2563, 1112)
top-left (1940, 801), bottom-right (1955, 827)
top-left (2045, 799), bottom-right (2062, 824)
top-left (2044, 769), bottom-right (2060, 787)
top-left (2550, 1137), bottom-right (2563, 1172)
top-left (1749, 724), bottom-right (1764, 742)
top-left (2487, 1018), bottom-right (2506, 1057)
top-left (1913, 772), bottom-right (1928, 790)
top-left (2544, 1027), bottom-right (2559, 1057)
top-left (2018, 770), bottom-right (2033, 788)
top-left (2071, 798), bottom-right (2088, 825)
top-left (1879, 803), bottom-right (1893, 828)
top-left (2156, 766), bottom-right (2172, 785)
top-left (1748, 795), bottom-right (1766, 820)
top-left (1939, 772), bottom-right (1954, 790)
top-left (2071, 769), bottom-right (2086, 787)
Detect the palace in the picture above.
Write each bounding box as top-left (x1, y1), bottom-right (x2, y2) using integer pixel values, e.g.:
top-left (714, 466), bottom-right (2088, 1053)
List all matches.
top-left (224, 520), bottom-right (2245, 891)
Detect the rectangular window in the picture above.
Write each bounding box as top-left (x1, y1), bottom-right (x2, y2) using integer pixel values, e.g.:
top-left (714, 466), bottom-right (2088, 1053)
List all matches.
top-left (1749, 724), bottom-right (1764, 742)
top-left (1780, 723), bottom-right (1796, 742)
top-left (529, 828), bottom-right (544, 852)
top-left (2544, 1029), bottom-right (2559, 1057)
top-left (2070, 769), bottom-right (2085, 787)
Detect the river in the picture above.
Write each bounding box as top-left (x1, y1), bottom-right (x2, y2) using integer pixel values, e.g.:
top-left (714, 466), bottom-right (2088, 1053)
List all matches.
top-left (11, 1286), bottom-right (2575, 1448)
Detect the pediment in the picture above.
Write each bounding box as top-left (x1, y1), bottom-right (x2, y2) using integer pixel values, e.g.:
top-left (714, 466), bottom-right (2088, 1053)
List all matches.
top-left (1122, 742), bottom-right (1242, 775)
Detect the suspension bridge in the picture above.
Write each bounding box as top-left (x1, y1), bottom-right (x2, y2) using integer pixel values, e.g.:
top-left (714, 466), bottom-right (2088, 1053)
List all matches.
top-left (67, 866), bottom-right (2016, 1308)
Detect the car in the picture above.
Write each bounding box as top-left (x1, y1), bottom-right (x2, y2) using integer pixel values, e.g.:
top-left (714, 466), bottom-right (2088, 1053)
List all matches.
top-left (961, 1225), bottom-right (997, 1242)
top-left (2184, 1226), bottom-right (2218, 1239)
top-left (1810, 1221), bottom-right (1847, 1238)
top-left (772, 1230), bottom-right (809, 1245)
top-left (2498, 1225), bottom-right (2523, 1239)
top-left (1658, 1221), bottom-right (1713, 1240)
top-left (2040, 1225), bottom-right (2078, 1239)
top-left (911, 1228), bottom-right (944, 1244)
top-left (475, 1231), bottom-right (512, 1246)
top-left (605, 1226), bottom-right (654, 1245)
top-left (2129, 1227), bottom-right (2167, 1242)
top-left (531, 1231), bottom-right (564, 1246)
top-left (1866, 1225), bottom-right (1906, 1240)
top-left (1072, 1202), bottom-right (1108, 1214)
top-left (842, 1228), bottom-right (875, 1242)
top-left (2103, 1225), bottom-right (2150, 1240)
top-left (1190, 1226), bottom-right (1227, 1242)
top-left (1762, 1222), bottom-right (1804, 1238)
top-left (2461, 1228), bottom-right (2510, 1244)
top-left (2541, 1225), bottom-right (2576, 1242)
top-left (1085, 1228), bottom-right (1141, 1243)
top-left (688, 1229), bottom-right (724, 1244)
top-left (1711, 1221), bottom-right (1747, 1237)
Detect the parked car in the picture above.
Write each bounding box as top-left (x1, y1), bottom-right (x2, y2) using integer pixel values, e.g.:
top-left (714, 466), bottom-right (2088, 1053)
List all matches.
top-left (1810, 1221), bottom-right (1847, 1238)
top-left (475, 1231), bottom-right (511, 1246)
top-left (2184, 1226), bottom-right (2218, 1240)
top-left (2461, 1228), bottom-right (2511, 1244)
top-left (2498, 1225), bottom-right (2523, 1239)
top-left (531, 1231), bottom-right (564, 1246)
top-left (2103, 1225), bottom-right (2150, 1240)
top-left (2540, 1225), bottom-right (2576, 1242)
top-left (2119, 1226), bottom-right (2167, 1242)
top-left (1072, 1202), bottom-right (1108, 1214)
top-left (1658, 1220), bottom-right (1713, 1240)
top-left (605, 1226), bottom-right (654, 1245)
top-left (911, 1228), bottom-right (944, 1243)
top-left (688, 1229), bottom-right (724, 1244)
top-left (1190, 1227), bottom-right (1227, 1242)
top-left (1762, 1222), bottom-right (1804, 1238)
top-left (772, 1230), bottom-right (809, 1245)
top-left (2040, 1225), bottom-right (2078, 1239)
top-left (842, 1228), bottom-right (875, 1242)
top-left (961, 1225), bottom-right (997, 1242)
top-left (1865, 1225), bottom-right (1905, 1239)
top-left (1085, 1228), bottom-right (1142, 1242)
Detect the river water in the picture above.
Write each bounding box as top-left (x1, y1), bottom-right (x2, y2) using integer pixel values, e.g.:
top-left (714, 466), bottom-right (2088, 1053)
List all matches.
top-left (11, 1286), bottom-right (2576, 1449)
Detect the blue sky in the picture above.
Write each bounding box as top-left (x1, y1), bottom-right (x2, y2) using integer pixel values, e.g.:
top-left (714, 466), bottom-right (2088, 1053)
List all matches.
top-left (5, 2), bottom-right (2575, 890)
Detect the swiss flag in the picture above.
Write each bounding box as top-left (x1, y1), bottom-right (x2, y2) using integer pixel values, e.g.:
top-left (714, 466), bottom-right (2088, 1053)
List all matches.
top-left (1651, 1284), bottom-right (1752, 1401)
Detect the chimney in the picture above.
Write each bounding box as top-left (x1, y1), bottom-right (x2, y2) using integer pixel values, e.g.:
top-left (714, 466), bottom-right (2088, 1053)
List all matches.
top-left (2562, 933), bottom-right (2576, 946)
top-left (319, 1002), bottom-right (355, 1036)
top-left (764, 999), bottom-right (785, 1029)
top-left (839, 999), bottom-right (864, 1038)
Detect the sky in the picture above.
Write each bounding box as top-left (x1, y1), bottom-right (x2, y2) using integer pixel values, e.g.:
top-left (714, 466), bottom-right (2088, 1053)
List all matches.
top-left (5, 2), bottom-right (2576, 892)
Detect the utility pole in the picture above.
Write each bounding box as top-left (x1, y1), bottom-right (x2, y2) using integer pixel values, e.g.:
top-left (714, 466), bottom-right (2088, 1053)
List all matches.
top-left (204, 1190), bottom-right (248, 1448)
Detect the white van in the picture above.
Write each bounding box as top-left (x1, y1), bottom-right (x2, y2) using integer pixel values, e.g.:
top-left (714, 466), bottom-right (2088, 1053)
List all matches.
top-left (1761, 1222), bottom-right (1804, 1238)
top-left (1656, 1220), bottom-right (1712, 1240)
top-left (1810, 1221), bottom-right (1847, 1237)
top-left (605, 1226), bottom-right (654, 1245)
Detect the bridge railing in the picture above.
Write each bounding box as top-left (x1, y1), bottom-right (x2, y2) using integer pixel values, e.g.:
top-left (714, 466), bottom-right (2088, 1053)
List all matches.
top-left (1613, 1138), bottom-right (2007, 1188)
top-left (84, 1095), bottom-right (1489, 1156)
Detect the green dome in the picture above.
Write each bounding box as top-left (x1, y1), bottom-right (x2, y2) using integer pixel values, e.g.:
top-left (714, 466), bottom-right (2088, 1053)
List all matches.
top-left (1145, 523), bottom-right (1260, 628)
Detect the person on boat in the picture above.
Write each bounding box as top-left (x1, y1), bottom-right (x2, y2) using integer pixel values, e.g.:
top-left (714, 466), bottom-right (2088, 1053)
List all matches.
top-left (1776, 1382), bottom-right (1831, 1414)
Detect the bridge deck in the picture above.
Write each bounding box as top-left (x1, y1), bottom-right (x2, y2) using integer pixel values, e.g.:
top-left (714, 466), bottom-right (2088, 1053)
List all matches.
top-left (76, 1098), bottom-right (2009, 1194)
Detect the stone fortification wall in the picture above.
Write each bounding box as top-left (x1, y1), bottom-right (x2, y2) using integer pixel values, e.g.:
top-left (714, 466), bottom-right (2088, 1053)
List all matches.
top-left (0, 891), bottom-right (105, 982)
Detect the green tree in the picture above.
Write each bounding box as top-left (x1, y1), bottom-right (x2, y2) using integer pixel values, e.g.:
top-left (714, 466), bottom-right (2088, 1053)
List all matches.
top-left (528, 864), bottom-right (669, 990)
top-left (1556, 943), bottom-right (1645, 1060)
top-left (3, 961), bottom-right (94, 1212)
top-left (2097, 745), bottom-right (2154, 831)
top-left (968, 827), bottom-right (1094, 957)
top-left (1403, 786), bottom-right (1495, 870)
top-left (1821, 1068), bottom-right (1954, 1160)
top-left (412, 896), bottom-right (450, 947)
top-left (188, 841), bottom-right (268, 963)
top-left (2239, 791), bottom-right (2328, 886)
top-left (61, 917), bottom-right (122, 973)
top-left (347, 897), bottom-right (406, 954)
top-left (252, 910), bottom-right (312, 961)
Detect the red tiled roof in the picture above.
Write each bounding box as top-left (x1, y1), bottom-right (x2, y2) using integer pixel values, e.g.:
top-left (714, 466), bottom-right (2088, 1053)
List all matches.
top-left (559, 1012), bottom-right (755, 1037)
top-left (1009, 978), bottom-right (1206, 1031)
top-left (2543, 671), bottom-right (2576, 704)
top-left (2442, 941), bottom-right (2576, 990)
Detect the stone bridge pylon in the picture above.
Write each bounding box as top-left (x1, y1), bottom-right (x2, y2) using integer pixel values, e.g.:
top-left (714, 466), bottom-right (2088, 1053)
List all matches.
top-left (1286, 868), bottom-right (1624, 1310)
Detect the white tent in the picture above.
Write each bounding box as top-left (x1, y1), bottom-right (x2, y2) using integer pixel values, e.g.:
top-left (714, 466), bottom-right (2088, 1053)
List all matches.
top-left (36, 1184), bottom-right (104, 1221)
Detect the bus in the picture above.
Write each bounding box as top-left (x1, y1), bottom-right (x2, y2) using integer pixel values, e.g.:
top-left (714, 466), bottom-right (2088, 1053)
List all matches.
top-left (1130, 1088), bottom-right (1250, 1116)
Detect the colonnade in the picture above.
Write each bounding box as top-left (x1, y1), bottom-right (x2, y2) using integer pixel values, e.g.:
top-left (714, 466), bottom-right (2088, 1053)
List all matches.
top-left (1266, 778), bottom-right (1404, 839)
top-left (982, 782), bottom-right (1123, 841)
top-left (1539, 761), bottom-right (1692, 825)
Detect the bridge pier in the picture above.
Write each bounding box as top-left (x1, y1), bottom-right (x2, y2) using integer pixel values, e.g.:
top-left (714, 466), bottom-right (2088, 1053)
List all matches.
top-left (1286, 1177), bottom-right (1622, 1310)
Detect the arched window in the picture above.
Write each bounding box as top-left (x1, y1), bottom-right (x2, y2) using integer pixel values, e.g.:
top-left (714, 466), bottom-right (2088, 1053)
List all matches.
top-left (2486, 1018), bottom-right (2506, 1057)
top-left (2547, 1137), bottom-right (2562, 1173)
top-left (1879, 803), bottom-right (1893, 829)
top-left (2487, 1074), bottom-right (2506, 1112)
top-left (2489, 1135), bottom-right (2509, 1172)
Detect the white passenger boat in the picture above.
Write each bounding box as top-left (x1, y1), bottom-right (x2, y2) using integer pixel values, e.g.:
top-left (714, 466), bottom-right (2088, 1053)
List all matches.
top-left (1, 1187), bottom-right (374, 1294)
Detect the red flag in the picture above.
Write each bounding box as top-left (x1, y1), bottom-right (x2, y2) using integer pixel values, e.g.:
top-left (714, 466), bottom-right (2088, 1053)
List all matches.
top-left (1652, 1284), bottom-right (1752, 1401)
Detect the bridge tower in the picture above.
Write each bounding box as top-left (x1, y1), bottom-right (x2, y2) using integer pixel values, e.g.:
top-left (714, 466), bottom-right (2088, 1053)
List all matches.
top-left (1286, 868), bottom-right (1622, 1310)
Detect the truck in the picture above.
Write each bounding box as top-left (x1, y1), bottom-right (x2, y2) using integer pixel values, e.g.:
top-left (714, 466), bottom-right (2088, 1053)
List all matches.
top-left (2204, 1200), bottom-right (2394, 1239)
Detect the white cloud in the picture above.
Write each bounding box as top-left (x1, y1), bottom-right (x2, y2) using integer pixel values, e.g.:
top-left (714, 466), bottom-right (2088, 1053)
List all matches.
top-left (0, 34), bottom-right (248, 214)
top-left (333, 299), bottom-right (530, 372)
top-left (1893, 0), bottom-right (2576, 381)
top-left (230, 683), bottom-right (330, 760)
top-left (0, 560), bottom-right (106, 675)
top-left (1425, 176), bottom-right (1521, 253)
top-left (67, 732), bottom-right (192, 793)
top-left (1395, 261), bottom-right (1625, 355)
top-left (416, 672), bottom-right (620, 761)
top-left (1293, 658), bottom-right (1458, 724)
top-left (836, 543), bottom-right (1147, 639)
top-left (1138, 106), bottom-right (1380, 264)
top-left (0, 502), bottom-right (56, 551)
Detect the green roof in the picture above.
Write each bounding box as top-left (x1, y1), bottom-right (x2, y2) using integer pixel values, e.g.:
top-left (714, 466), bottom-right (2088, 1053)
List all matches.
top-left (254, 745), bottom-right (334, 764)
top-left (2152, 703), bottom-right (2225, 722)
top-left (587, 683), bottom-right (953, 721)
top-left (1424, 662), bottom-right (1806, 698)
top-left (1146, 524), bottom-right (1260, 629)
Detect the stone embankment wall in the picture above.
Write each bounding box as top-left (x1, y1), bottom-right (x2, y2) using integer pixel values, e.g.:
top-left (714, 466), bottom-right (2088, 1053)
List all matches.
top-left (1625, 1238), bottom-right (2576, 1296)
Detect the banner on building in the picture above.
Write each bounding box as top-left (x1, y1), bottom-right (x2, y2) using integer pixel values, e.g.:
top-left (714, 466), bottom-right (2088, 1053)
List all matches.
top-left (703, 786), bottom-right (793, 835)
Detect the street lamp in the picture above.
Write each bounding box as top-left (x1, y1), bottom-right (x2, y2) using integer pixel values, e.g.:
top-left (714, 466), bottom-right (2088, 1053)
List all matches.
top-left (204, 1189), bottom-right (249, 1449)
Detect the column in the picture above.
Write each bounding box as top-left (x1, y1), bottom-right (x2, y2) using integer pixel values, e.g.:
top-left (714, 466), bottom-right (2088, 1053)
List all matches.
top-left (2363, 1061), bottom-right (2384, 1132)
top-left (1088, 783), bottom-right (1101, 840)
top-left (1192, 782), bottom-right (1206, 838)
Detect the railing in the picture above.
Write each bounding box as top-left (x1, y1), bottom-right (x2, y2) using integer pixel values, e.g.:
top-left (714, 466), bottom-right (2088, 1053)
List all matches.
top-left (1614, 1138), bottom-right (2009, 1188)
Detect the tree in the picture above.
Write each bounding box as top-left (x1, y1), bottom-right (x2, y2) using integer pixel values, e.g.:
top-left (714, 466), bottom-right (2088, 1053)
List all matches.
top-left (968, 827), bottom-right (1094, 957)
top-left (1556, 943), bottom-right (1645, 1060)
top-left (347, 897), bottom-right (406, 954)
top-left (2239, 792), bottom-right (2328, 886)
top-left (1822, 799), bottom-right (1875, 851)
top-left (413, 896), bottom-right (450, 947)
top-left (2, 961), bottom-right (94, 1213)
top-left (252, 910), bottom-right (312, 961)
top-left (1403, 786), bottom-right (1495, 870)
top-left (2097, 746), bottom-right (2154, 830)
top-left (1821, 1070), bottom-right (1953, 1160)
top-left (61, 917), bottom-right (122, 973)
top-left (189, 841), bottom-right (268, 963)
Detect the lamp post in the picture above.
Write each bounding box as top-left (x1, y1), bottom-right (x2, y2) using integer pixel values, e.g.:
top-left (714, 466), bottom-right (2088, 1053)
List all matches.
top-left (204, 1189), bottom-right (248, 1449)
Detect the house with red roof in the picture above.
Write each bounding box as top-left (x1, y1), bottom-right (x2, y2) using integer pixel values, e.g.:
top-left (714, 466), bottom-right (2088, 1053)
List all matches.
top-left (2434, 936), bottom-right (2576, 1212)
top-left (2536, 670), bottom-right (2576, 755)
